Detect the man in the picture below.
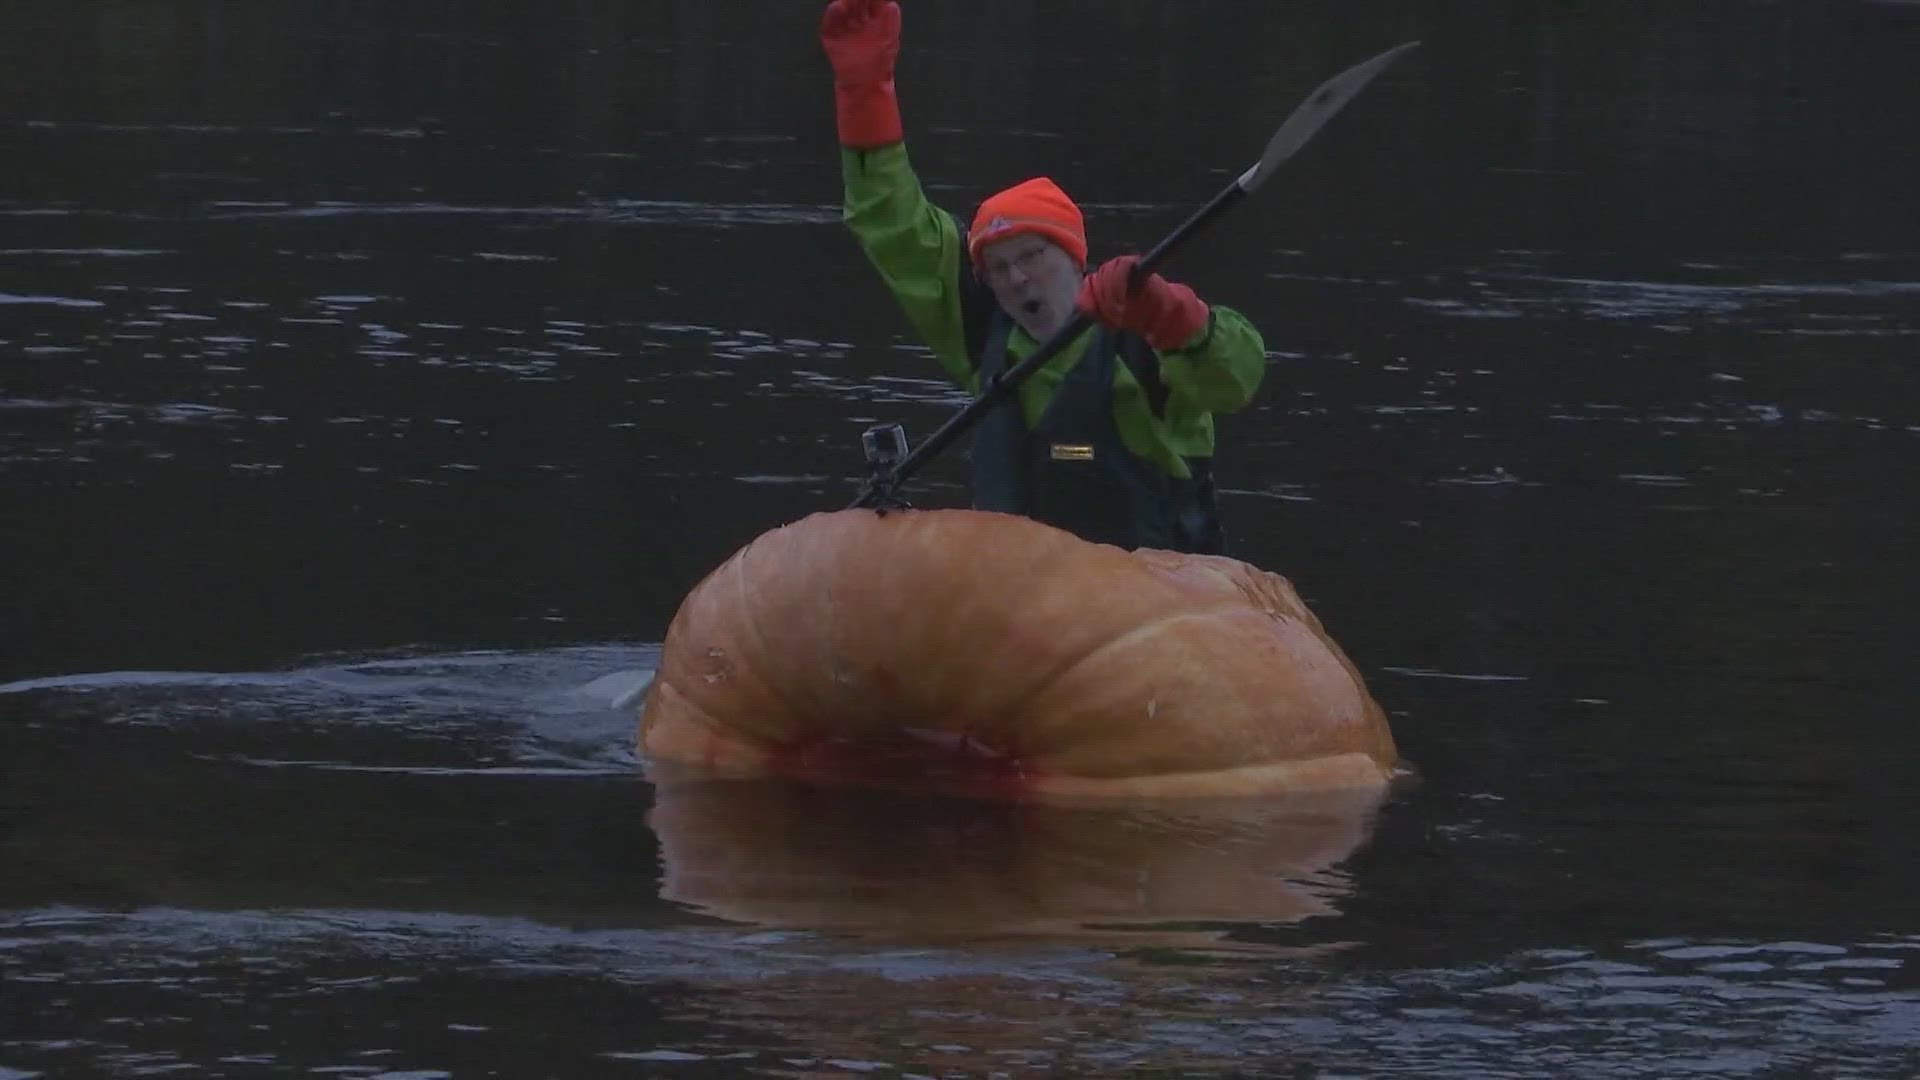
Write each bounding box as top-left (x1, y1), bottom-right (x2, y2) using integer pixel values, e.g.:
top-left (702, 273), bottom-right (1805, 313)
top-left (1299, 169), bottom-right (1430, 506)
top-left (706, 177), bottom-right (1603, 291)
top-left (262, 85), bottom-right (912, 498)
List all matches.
top-left (821, 0), bottom-right (1267, 554)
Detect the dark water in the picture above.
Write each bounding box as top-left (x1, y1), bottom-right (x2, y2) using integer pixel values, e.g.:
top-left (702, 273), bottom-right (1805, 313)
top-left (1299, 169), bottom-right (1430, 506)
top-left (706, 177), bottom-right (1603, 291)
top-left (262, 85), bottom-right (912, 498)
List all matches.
top-left (5, 1), bottom-right (1920, 1075)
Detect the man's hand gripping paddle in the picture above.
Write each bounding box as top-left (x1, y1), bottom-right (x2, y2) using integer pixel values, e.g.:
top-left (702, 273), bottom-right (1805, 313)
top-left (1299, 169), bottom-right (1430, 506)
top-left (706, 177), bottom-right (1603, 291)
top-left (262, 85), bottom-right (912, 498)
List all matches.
top-left (851, 40), bottom-right (1421, 511)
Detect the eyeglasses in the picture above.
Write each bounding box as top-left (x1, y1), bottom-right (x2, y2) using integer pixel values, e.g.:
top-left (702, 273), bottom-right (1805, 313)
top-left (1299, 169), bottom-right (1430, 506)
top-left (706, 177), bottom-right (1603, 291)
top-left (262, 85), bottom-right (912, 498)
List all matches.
top-left (981, 244), bottom-right (1052, 284)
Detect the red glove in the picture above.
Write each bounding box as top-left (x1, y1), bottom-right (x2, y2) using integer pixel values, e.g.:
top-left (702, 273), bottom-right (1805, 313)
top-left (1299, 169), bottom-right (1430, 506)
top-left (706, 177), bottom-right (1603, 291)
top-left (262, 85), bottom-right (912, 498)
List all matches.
top-left (1076, 255), bottom-right (1211, 351)
top-left (819, 0), bottom-right (903, 149)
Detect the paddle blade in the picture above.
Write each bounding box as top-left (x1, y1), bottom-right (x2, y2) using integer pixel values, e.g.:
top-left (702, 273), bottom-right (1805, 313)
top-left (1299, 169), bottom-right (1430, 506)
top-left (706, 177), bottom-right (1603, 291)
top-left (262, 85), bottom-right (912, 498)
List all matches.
top-left (1237, 40), bottom-right (1421, 193)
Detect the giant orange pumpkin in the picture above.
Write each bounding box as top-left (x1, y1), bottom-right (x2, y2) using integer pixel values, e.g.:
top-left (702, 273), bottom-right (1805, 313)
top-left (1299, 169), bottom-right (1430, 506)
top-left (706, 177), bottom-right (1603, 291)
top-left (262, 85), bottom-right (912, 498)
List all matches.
top-left (637, 508), bottom-right (1396, 801)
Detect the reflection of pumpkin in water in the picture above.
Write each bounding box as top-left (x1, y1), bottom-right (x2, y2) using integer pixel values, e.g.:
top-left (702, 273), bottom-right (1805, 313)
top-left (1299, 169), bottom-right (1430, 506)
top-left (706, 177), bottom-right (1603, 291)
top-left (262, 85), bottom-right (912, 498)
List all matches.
top-left (648, 772), bottom-right (1385, 937)
top-left (638, 508), bottom-right (1396, 801)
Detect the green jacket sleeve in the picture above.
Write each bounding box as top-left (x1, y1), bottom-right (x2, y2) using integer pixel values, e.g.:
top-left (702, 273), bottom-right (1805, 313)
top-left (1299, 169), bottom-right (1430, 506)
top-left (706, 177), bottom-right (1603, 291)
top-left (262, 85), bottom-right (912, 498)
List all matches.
top-left (839, 144), bottom-right (978, 392)
top-left (1148, 305), bottom-right (1267, 460)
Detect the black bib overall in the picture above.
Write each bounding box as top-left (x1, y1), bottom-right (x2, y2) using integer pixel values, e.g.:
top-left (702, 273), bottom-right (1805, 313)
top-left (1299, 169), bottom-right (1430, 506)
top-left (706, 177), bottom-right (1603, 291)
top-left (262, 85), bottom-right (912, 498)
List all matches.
top-left (964, 304), bottom-right (1227, 555)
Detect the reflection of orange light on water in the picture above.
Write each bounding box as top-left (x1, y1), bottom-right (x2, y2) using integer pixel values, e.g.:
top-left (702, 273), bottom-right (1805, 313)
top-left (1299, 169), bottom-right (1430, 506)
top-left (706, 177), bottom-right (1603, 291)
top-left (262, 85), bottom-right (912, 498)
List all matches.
top-left (647, 769), bottom-right (1388, 942)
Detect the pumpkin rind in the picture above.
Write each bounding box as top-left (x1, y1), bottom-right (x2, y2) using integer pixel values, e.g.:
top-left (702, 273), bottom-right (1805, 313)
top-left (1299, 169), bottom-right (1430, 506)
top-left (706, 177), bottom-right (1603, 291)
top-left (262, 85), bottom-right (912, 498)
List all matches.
top-left (638, 508), bottom-right (1396, 800)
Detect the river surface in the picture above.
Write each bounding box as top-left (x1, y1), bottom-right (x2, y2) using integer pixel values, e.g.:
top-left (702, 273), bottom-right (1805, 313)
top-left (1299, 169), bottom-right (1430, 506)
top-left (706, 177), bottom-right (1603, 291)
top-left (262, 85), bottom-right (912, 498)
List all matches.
top-left (5, 2), bottom-right (1919, 1076)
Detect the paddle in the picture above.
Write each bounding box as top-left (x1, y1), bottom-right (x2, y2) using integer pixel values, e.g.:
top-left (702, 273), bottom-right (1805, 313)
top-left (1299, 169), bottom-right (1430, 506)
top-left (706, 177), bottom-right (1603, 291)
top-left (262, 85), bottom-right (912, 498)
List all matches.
top-left (850, 39), bottom-right (1420, 511)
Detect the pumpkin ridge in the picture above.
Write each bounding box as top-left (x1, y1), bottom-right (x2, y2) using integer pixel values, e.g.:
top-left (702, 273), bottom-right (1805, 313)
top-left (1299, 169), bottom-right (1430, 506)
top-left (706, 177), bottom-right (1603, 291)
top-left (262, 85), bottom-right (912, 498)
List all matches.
top-left (643, 674), bottom-right (770, 764)
top-left (727, 536), bottom-right (816, 732)
top-left (980, 601), bottom-right (1257, 753)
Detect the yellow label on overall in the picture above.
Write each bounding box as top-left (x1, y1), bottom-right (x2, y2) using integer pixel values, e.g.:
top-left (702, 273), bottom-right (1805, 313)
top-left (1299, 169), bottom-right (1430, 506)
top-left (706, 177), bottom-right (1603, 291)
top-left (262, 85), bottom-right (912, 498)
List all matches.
top-left (1049, 443), bottom-right (1096, 462)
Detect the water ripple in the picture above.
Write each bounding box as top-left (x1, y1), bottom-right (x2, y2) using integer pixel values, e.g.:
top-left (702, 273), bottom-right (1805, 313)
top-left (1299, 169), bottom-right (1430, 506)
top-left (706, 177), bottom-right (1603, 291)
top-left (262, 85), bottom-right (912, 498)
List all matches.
top-left (0, 646), bottom-right (656, 773)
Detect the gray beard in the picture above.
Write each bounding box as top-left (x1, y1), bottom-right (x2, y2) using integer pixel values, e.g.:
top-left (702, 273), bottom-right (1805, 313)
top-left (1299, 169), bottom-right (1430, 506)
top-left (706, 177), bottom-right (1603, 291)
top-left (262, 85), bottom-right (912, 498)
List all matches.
top-left (1012, 298), bottom-right (1067, 340)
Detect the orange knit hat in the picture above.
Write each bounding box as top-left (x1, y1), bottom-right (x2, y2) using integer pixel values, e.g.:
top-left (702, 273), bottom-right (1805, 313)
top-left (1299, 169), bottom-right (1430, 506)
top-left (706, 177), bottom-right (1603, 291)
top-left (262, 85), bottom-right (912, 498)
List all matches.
top-left (967, 177), bottom-right (1087, 268)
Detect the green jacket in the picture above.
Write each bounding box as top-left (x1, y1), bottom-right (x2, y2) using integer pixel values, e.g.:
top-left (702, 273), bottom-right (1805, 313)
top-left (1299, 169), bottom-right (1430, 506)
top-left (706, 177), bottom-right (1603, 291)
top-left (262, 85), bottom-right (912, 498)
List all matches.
top-left (841, 144), bottom-right (1266, 480)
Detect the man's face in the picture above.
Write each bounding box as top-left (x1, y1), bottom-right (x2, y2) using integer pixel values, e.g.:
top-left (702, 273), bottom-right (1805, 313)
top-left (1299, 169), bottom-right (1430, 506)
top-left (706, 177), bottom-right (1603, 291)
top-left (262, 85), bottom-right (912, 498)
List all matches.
top-left (978, 233), bottom-right (1083, 340)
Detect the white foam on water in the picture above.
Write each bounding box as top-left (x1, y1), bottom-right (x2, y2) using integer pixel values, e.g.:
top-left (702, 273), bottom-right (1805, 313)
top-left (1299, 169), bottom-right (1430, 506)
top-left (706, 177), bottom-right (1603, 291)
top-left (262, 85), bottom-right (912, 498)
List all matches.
top-left (1, 645), bottom-right (659, 774)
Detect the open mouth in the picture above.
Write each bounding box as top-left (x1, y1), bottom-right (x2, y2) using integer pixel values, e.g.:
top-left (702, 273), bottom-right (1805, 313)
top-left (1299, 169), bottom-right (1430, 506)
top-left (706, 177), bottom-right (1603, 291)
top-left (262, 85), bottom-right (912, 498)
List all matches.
top-left (1021, 299), bottom-right (1042, 317)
